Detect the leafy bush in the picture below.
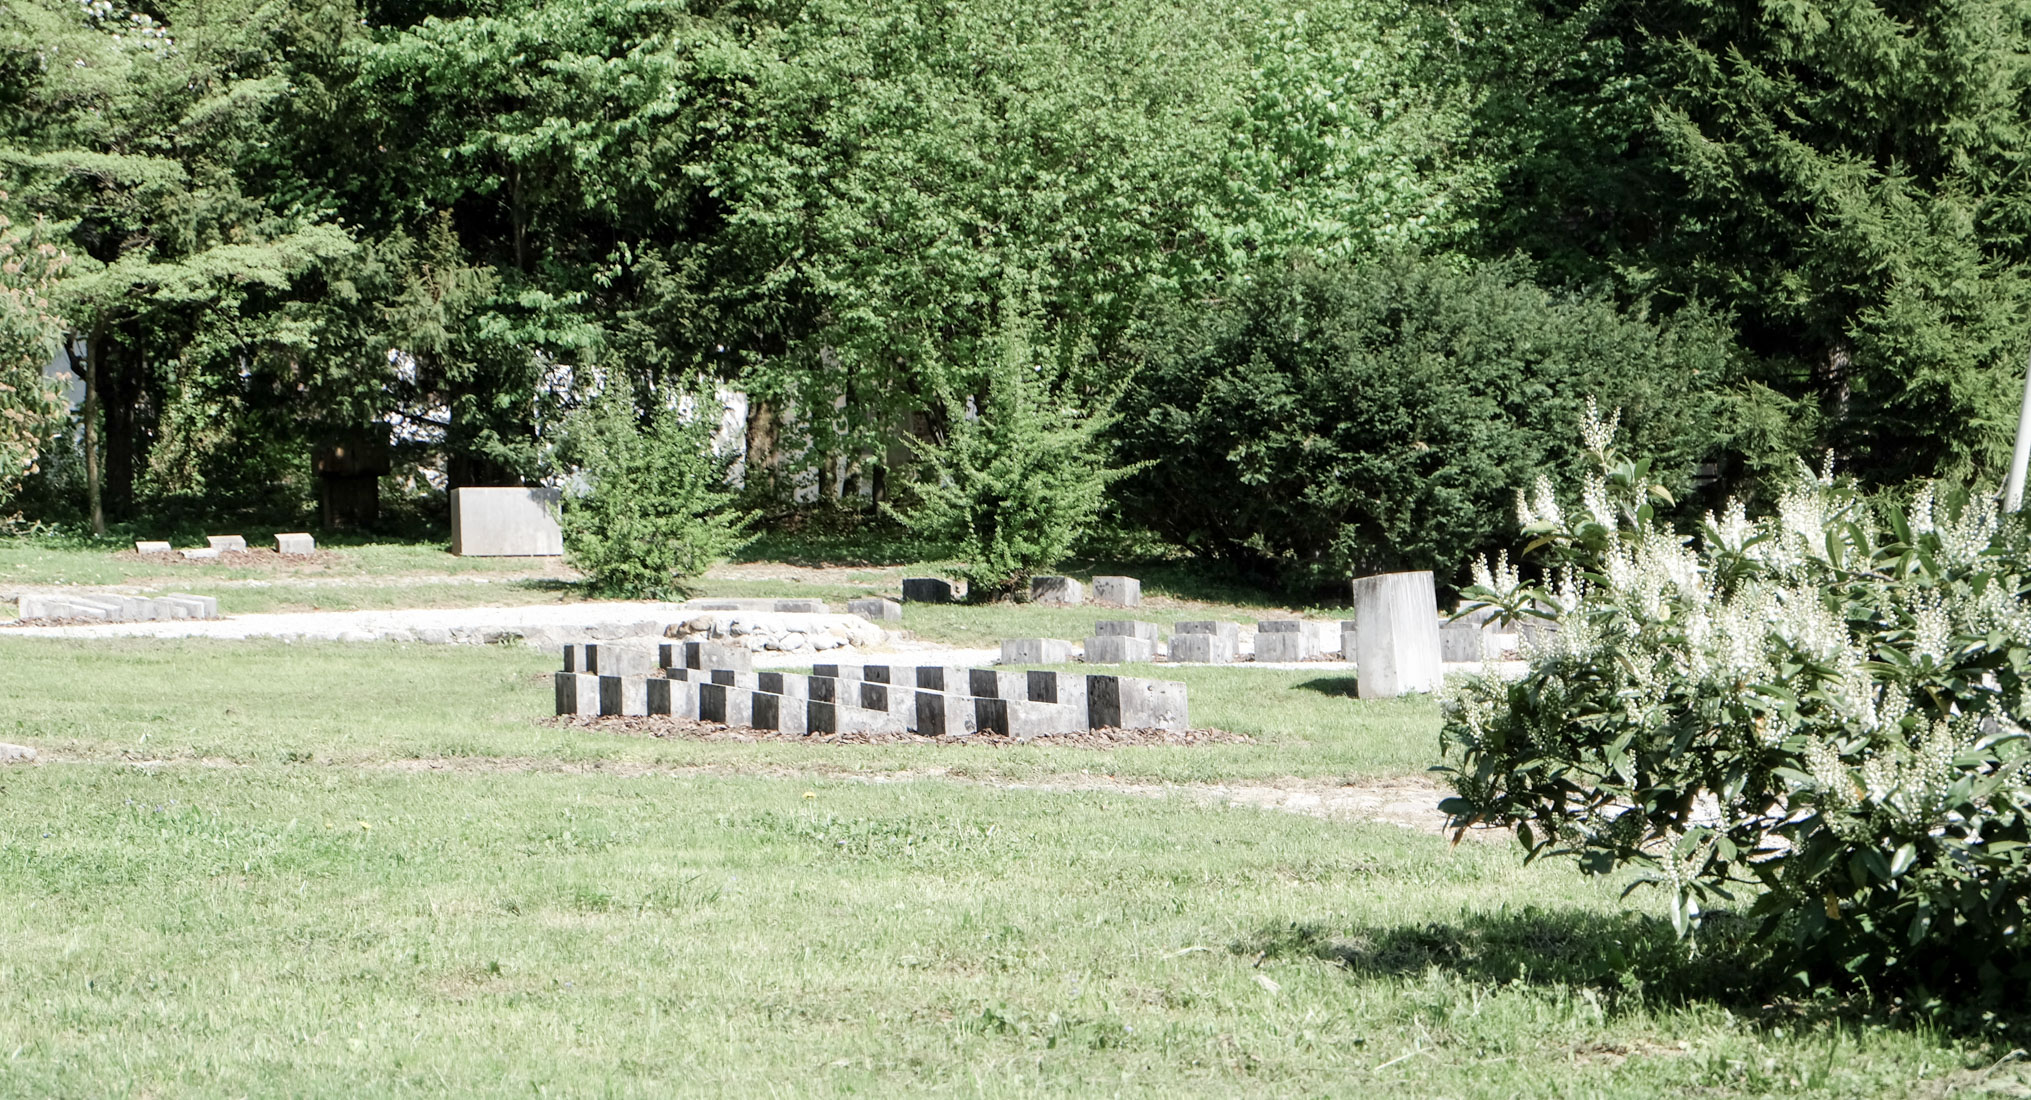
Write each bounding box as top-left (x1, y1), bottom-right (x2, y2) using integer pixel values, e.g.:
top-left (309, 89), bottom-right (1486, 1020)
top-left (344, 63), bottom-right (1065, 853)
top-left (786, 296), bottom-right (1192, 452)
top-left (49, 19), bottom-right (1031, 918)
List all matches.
top-left (1114, 254), bottom-right (1734, 593)
top-left (555, 389), bottom-right (752, 600)
top-left (1443, 404), bottom-right (2031, 996)
top-left (0, 204), bottom-right (71, 505)
top-left (890, 310), bottom-right (1133, 600)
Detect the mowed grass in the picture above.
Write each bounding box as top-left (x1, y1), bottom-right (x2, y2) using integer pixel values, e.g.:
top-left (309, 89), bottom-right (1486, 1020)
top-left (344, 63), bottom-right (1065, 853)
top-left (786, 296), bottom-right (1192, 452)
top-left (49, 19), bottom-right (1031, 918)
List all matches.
top-left (0, 639), bottom-right (2017, 1096)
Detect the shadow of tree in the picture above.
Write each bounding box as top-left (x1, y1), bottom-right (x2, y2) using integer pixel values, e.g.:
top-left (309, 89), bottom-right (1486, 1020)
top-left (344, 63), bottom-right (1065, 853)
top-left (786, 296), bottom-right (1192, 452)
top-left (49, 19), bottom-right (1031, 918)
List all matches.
top-left (1291, 676), bottom-right (1360, 699)
top-left (1229, 907), bottom-right (2031, 1043)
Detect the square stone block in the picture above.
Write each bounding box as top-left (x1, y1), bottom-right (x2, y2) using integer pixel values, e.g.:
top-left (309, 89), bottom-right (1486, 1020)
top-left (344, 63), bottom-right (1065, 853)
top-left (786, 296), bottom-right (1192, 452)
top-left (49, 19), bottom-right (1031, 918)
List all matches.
top-left (1092, 576), bottom-right (1141, 606)
top-left (750, 691), bottom-right (812, 735)
top-left (646, 677), bottom-right (697, 719)
top-left (1029, 576), bottom-right (1084, 605)
top-left (1174, 620), bottom-right (1239, 644)
top-left (1086, 675), bottom-right (1189, 732)
top-left (450, 487), bottom-right (564, 557)
top-left (848, 597), bottom-right (903, 623)
top-left (586, 643), bottom-right (658, 676)
top-left (914, 690), bottom-right (975, 737)
top-left (1022, 669), bottom-right (1089, 716)
top-left (901, 577), bottom-right (965, 603)
top-left (1000, 638), bottom-right (1073, 665)
top-left (275, 533), bottom-right (316, 555)
top-left (696, 682), bottom-right (756, 726)
top-left (598, 675), bottom-right (650, 716)
top-left (206, 535), bottom-right (247, 552)
top-left (1256, 619), bottom-right (1304, 633)
top-left (967, 668), bottom-right (1029, 700)
top-left (158, 594), bottom-right (218, 619)
top-left (682, 641), bottom-right (753, 673)
top-left (1440, 621), bottom-right (1493, 662)
top-left (1094, 620), bottom-right (1161, 641)
top-left (555, 672), bottom-right (601, 715)
top-left (1168, 633), bottom-right (1233, 663)
top-left (772, 598), bottom-right (828, 613)
top-left (134, 541), bottom-right (171, 555)
top-left (1084, 635), bottom-right (1156, 664)
top-left (1254, 631), bottom-right (1316, 662)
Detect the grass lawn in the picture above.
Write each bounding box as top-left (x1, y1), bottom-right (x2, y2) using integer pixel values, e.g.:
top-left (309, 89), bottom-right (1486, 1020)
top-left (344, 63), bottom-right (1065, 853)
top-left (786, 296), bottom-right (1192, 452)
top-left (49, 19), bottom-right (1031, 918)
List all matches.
top-left (0, 638), bottom-right (2016, 1096)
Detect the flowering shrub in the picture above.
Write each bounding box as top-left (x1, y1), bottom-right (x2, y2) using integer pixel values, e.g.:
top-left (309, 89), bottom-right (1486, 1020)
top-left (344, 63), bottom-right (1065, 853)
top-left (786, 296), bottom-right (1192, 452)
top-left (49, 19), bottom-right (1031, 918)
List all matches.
top-left (1442, 403), bottom-right (2031, 993)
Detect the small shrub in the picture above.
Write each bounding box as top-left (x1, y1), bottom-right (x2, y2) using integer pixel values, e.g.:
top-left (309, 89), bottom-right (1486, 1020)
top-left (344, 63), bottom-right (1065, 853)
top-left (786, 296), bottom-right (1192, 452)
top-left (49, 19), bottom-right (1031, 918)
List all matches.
top-left (890, 308), bottom-right (1135, 600)
top-left (1443, 403), bottom-right (2031, 997)
top-left (555, 388), bottom-right (752, 599)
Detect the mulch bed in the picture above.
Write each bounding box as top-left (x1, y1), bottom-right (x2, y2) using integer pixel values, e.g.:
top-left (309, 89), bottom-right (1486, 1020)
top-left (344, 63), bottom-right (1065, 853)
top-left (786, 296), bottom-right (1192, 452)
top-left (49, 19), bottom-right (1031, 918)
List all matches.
top-left (112, 548), bottom-right (351, 568)
top-left (546, 714), bottom-right (1252, 748)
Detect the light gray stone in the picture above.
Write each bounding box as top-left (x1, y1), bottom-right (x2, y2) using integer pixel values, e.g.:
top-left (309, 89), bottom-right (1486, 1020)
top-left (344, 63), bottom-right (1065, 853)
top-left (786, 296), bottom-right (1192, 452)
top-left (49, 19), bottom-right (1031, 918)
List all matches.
top-left (1439, 620), bottom-right (1493, 662)
top-left (275, 532), bottom-right (316, 555)
top-left (1000, 638), bottom-right (1073, 665)
top-left (682, 640), bottom-right (753, 672)
top-left (450, 486), bottom-right (565, 557)
top-left (847, 597), bottom-right (903, 623)
top-left (1092, 576), bottom-right (1141, 606)
top-left (1085, 674), bottom-right (1189, 732)
top-left (134, 541), bottom-right (172, 555)
top-left (807, 698), bottom-right (909, 735)
top-left (180, 548), bottom-right (220, 560)
top-left (555, 672), bottom-right (601, 715)
top-left (1253, 630), bottom-right (1316, 662)
top-left (967, 667), bottom-right (1029, 700)
top-left (1084, 635), bottom-right (1157, 664)
top-left (748, 691), bottom-right (811, 735)
top-left (585, 643), bottom-right (658, 676)
top-left (1350, 570), bottom-right (1443, 698)
top-left (1175, 620), bottom-right (1239, 644)
top-left (772, 598), bottom-right (828, 613)
top-left (970, 696), bottom-right (1085, 739)
top-left (901, 577), bottom-right (965, 603)
top-left (1029, 576), bottom-right (1084, 605)
top-left (206, 534), bottom-right (247, 552)
top-left (695, 681), bottom-right (756, 726)
top-left (1094, 620), bottom-right (1161, 641)
top-left (1256, 619), bottom-right (1304, 633)
top-left (1168, 633), bottom-right (1233, 663)
top-left (0, 742), bottom-right (37, 763)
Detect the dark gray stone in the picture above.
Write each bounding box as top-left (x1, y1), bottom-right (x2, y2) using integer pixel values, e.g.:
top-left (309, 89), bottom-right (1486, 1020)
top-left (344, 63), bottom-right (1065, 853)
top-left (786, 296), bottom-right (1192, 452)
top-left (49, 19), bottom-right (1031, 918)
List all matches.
top-left (847, 597), bottom-right (903, 623)
top-left (598, 674), bottom-right (650, 717)
top-left (901, 577), bottom-right (965, 603)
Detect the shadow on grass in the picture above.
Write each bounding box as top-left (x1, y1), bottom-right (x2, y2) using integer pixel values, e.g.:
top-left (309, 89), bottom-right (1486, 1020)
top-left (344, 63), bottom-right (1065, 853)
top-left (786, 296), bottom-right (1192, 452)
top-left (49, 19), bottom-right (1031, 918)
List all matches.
top-left (1292, 676), bottom-right (1361, 699)
top-left (1231, 907), bottom-right (2031, 1043)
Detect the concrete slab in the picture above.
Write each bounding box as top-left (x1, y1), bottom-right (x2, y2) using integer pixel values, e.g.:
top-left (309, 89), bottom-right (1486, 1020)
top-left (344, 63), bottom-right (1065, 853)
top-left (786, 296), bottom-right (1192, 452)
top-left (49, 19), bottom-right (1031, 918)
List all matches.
top-left (1086, 674), bottom-right (1189, 731)
top-left (1092, 576), bottom-right (1141, 606)
top-left (847, 597), bottom-right (902, 623)
top-left (598, 674), bottom-right (650, 716)
top-left (134, 541), bottom-right (172, 555)
top-left (1000, 638), bottom-right (1072, 665)
top-left (1169, 633), bottom-right (1233, 663)
top-left (1084, 635), bottom-right (1156, 664)
top-left (1094, 620), bottom-right (1162, 641)
top-left (1254, 631), bottom-right (1315, 662)
top-left (207, 535), bottom-right (247, 552)
top-left (275, 533), bottom-right (316, 555)
top-left (450, 487), bottom-right (564, 557)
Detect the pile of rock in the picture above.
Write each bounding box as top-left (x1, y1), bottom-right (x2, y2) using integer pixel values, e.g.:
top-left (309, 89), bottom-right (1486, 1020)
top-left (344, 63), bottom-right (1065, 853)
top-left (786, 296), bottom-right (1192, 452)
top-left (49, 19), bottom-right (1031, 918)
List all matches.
top-left (15, 593), bottom-right (219, 622)
top-left (555, 646), bottom-right (1189, 739)
top-left (660, 601), bottom-right (887, 655)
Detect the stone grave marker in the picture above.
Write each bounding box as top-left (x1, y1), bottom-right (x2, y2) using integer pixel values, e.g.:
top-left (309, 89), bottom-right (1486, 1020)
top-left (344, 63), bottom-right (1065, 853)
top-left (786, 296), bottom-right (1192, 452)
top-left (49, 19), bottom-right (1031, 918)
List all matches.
top-left (1350, 571), bottom-right (1442, 697)
top-left (450, 487), bottom-right (565, 556)
top-left (1092, 576), bottom-right (1142, 606)
top-left (275, 532), bottom-right (316, 555)
top-left (901, 577), bottom-right (965, 603)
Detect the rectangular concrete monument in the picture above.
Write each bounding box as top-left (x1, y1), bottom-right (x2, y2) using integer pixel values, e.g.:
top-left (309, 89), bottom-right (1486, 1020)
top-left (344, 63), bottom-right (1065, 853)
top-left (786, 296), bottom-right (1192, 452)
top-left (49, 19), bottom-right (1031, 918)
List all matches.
top-left (275, 533), bottom-right (316, 555)
top-left (847, 597), bottom-right (903, 623)
top-left (1000, 638), bottom-right (1073, 665)
top-left (1086, 674), bottom-right (1189, 731)
top-left (450, 487), bottom-right (565, 557)
top-left (1094, 620), bottom-right (1161, 641)
top-left (555, 672), bottom-right (601, 715)
top-left (1175, 620), bottom-right (1239, 644)
top-left (206, 535), bottom-right (247, 552)
top-left (1092, 576), bottom-right (1141, 606)
top-left (901, 577), bottom-right (965, 603)
top-left (1029, 576), bottom-right (1084, 605)
top-left (1168, 633), bottom-right (1233, 663)
top-left (1254, 621), bottom-right (1316, 662)
top-left (135, 541), bottom-right (171, 555)
top-left (1351, 570), bottom-right (1443, 697)
top-left (1084, 635), bottom-right (1156, 663)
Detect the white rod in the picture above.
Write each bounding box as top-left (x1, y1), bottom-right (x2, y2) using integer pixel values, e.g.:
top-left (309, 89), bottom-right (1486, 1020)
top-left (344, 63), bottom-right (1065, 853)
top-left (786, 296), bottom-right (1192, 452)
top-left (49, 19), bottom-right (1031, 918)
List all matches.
top-left (2006, 346), bottom-right (2031, 513)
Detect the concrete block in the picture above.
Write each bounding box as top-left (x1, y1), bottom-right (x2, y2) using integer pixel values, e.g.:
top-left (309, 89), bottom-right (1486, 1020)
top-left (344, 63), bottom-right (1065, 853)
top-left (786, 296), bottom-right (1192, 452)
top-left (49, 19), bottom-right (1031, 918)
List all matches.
top-left (1023, 669), bottom-right (1089, 716)
top-left (598, 675), bottom-right (650, 717)
top-left (586, 643), bottom-right (658, 676)
top-left (1092, 576), bottom-right (1141, 606)
top-left (757, 671), bottom-right (813, 699)
top-left (1086, 675), bottom-right (1189, 732)
top-left (915, 690), bottom-right (980, 737)
top-left (449, 487), bottom-right (565, 557)
top-left (1175, 620), bottom-right (1239, 644)
top-left (696, 682), bottom-right (756, 727)
top-left (563, 644), bottom-right (589, 672)
top-left (1084, 635), bottom-right (1157, 664)
top-left (206, 535), bottom-right (247, 552)
top-left (772, 598), bottom-right (828, 613)
top-left (901, 577), bottom-right (965, 603)
top-left (1256, 619), bottom-right (1304, 633)
top-left (555, 672), bottom-right (601, 715)
top-left (967, 668), bottom-right (1029, 700)
top-left (1350, 570), bottom-right (1442, 698)
top-left (749, 691), bottom-right (812, 735)
top-left (275, 533), bottom-right (316, 555)
top-left (1308, 622), bottom-right (1344, 657)
top-left (156, 595), bottom-right (216, 619)
top-left (847, 597), bottom-right (903, 623)
top-left (683, 640), bottom-right (753, 673)
top-left (1253, 630), bottom-right (1316, 662)
top-left (1439, 620), bottom-right (1494, 662)
top-left (1168, 633), bottom-right (1233, 663)
top-left (1029, 576), bottom-right (1084, 605)
top-left (914, 666), bottom-right (960, 692)
top-left (1000, 638), bottom-right (1073, 665)
top-left (181, 548), bottom-right (220, 560)
top-left (134, 541), bottom-right (171, 555)
top-left (646, 676), bottom-right (698, 719)
top-left (1094, 620), bottom-right (1162, 641)
top-left (808, 698), bottom-right (909, 736)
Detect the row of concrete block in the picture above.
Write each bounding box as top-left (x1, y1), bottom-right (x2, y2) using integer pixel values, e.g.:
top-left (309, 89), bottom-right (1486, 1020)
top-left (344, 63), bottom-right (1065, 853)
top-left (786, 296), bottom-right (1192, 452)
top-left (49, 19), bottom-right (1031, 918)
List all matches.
top-left (134, 534), bottom-right (314, 557)
top-left (556, 652), bottom-right (1189, 737)
top-left (16, 593), bottom-right (219, 622)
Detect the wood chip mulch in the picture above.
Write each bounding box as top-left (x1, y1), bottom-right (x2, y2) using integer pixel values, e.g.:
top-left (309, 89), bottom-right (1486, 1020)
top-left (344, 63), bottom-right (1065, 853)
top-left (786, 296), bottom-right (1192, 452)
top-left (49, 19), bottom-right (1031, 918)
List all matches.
top-left (545, 714), bottom-right (1251, 748)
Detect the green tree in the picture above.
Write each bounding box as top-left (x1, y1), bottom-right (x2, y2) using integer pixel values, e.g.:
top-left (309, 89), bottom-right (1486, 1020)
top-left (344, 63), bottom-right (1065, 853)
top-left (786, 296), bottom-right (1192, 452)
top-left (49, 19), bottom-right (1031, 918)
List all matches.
top-left (890, 305), bottom-right (1131, 600)
top-left (0, 201), bottom-right (69, 504)
top-left (555, 386), bottom-right (751, 600)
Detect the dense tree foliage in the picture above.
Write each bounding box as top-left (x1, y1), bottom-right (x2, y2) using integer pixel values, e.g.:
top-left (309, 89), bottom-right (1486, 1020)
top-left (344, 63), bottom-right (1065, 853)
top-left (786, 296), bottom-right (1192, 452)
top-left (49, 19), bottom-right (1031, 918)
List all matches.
top-left (1, 0), bottom-right (2025, 595)
top-left (1116, 255), bottom-right (1733, 592)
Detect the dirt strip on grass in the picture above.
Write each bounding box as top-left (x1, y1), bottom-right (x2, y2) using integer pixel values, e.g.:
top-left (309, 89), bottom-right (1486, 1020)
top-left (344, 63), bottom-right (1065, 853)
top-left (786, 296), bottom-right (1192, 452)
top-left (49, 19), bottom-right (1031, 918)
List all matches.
top-left (545, 713), bottom-right (1254, 748)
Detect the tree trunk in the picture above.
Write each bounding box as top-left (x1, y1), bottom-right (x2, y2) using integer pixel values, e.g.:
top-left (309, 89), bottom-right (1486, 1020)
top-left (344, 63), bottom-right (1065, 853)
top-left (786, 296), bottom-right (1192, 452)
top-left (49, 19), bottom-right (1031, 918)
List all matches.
top-left (83, 324), bottom-right (104, 536)
top-left (102, 324), bottom-right (138, 518)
